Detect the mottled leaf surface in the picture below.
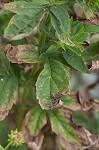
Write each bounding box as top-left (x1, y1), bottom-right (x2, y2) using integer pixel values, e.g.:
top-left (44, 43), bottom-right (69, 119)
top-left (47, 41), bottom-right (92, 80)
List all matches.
top-left (16, 45), bottom-right (39, 63)
top-left (4, 2), bottom-right (45, 40)
top-left (48, 109), bottom-right (79, 143)
top-left (36, 59), bottom-right (70, 109)
top-left (27, 106), bottom-right (47, 136)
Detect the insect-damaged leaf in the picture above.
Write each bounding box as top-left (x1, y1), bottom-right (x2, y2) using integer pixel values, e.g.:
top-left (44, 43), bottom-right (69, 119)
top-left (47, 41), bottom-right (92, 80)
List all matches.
top-left (4, 2), bottom-right (45, 40)
top-left (50, 5), bottom-right (70, 43)
top-left (0, 75), bottom-right (18, 121)
top-left (63, 47), bottom-right (89, 73)
top-left (36, 59), bottom-right (70, 109)
top-left (48, 109), bottom-right (79, 143)
top-left (27, 106), bottom-right (47, 136)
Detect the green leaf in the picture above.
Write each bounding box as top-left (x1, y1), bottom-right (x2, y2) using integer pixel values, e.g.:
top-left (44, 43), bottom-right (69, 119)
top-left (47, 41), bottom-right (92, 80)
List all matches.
top-left (0, 75), bottom-right (18, 121)
top-left (0, 145), bottom-right (5, 150)
top-left (61, 95), bottom-right (73, 107)
top-left (85, 25), bottom-right (99, 33)
top-left (27, 106), bottom-right (47, 136)
top-left (48, 109), bottom-right (79, 143)
top-left (50, 5), bottom-right (70, 43)
top-left (62, 47), bottom-right (89, 73)
top-left (0, 50), bottom-right (12, 75)
top-left (16, 45), bottom-right (39, 63)
top-left (82, 41), bottom-right (99, 61)
top-left (4, 2), bottom-right (45, 40)
top-left (36, 59), bottom-right (70, 109)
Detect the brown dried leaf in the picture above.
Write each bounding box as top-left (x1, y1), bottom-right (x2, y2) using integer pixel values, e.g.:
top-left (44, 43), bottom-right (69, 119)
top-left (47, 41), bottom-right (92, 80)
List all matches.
top-left (90, 61), bottom-right (99, 72)
top-left (22, 110), bottom-right (44, 150)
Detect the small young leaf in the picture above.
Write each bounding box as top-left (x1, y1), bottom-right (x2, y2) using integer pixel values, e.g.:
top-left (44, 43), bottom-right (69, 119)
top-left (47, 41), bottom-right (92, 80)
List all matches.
top-left (27, 106), bottom-right (47, 136)
top-left (62, 47), bottom-right (89, 73)
top-left (36, 59), bottom-right (70, 109)
top-left (48, 109), bottom-right (79, 143)
top-left (50, 5), bottom-right (70, 43)
top-left (0, 75), bottom-right (18, 121)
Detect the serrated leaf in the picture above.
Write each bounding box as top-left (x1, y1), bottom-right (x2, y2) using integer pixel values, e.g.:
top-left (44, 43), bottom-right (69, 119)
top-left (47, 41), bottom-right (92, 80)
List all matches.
top-left (48, 109), bottom-right (79, 143)
top-left (0, 75), bottom-right (18, 121)
top-left (82, 41), bottom-right (99, 61)
top-left (36, 59), bottom-right (70, 109)
top-left (62, 47), bottom-right (89, 73)
top-left (27, 106), bottom-right (47, 136)
top-left (4, 2), bottom-right (45, 40)
top-left (16, 45), bottom-right (39, 63)
top-left (50, 5), bottom-right (70, 43)
top-left (0, 145), bottom-right (5, 150)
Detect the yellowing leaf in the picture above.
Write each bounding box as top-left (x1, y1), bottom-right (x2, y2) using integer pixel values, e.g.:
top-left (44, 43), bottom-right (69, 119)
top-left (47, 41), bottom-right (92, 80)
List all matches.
top-left (48, 109), bottom-right (79, 143)
top-left (4, 2), bottom-right (45, 40)
top-left (27, 106), bottom-right (47, 136)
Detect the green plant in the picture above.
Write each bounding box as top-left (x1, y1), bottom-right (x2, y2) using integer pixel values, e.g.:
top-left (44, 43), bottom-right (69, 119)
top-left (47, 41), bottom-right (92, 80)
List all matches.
top-left (0, 0), bottom-right (99, 149)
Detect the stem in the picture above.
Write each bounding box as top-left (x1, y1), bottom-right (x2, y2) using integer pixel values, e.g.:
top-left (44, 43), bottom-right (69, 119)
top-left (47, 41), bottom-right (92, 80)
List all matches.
top-left (16, 64), bottom-right (39, 130)
top-left (5, 143), bottom-right (11, 150)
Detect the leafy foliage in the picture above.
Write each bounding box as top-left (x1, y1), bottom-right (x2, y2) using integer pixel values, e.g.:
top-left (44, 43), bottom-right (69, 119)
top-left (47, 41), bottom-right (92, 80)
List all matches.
top-left (0, 0), bottom-right (99, 149)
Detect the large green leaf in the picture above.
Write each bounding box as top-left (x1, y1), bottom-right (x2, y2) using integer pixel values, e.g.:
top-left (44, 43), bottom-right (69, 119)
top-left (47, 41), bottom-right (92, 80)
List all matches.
top-left (0, 51), bottom-right (18, 121)
top-left (4, 2), bottom-right (45, 40)
top-left (62, 47), bottom-right (89, 73)
top-left (48, 109), bottom-right (79, 143)
top-left (0, 75), bottom-right (18, 121)
top-left (50, 5), bottom-right (70, 43)
top-left (36, 59), bottom-right (70, 109)
top-left (27, 106), bottom-right (47, 136)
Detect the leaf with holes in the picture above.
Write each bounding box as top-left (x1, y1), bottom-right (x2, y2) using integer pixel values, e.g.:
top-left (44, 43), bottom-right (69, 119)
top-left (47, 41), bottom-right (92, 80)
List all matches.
top-left (36, 59), bottom-right (70, 109)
